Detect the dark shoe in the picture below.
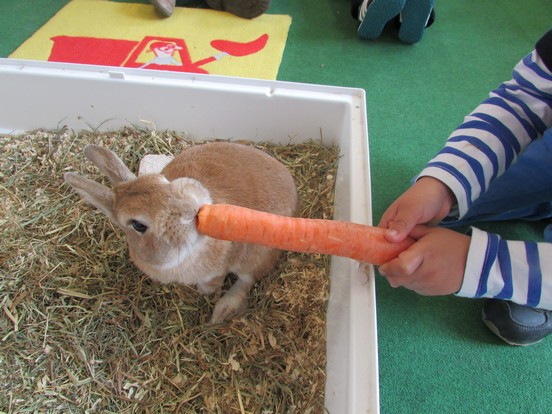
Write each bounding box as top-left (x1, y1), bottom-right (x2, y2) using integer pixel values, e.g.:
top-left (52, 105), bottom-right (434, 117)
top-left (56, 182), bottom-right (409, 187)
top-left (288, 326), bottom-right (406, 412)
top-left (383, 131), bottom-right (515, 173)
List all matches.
top-left (545, 223), bottom-right (552, 242)
top-left (482, 299), bottom-right (552, 346)
top-left (205, 0), bottom-right (272, 19)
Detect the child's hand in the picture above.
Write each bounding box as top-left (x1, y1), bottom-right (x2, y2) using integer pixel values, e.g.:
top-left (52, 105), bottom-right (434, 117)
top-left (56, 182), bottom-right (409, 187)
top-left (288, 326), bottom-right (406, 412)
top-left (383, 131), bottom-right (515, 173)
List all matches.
top-left (378, 225), bottom-right (470, 295)
top-left (379, 177), bottom-right (456, 243)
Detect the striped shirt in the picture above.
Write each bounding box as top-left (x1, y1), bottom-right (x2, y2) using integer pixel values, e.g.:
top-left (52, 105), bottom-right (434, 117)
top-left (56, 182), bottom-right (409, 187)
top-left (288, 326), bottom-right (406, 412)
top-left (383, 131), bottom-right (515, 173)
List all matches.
top-left (418, 29), bottom-right (552, 310)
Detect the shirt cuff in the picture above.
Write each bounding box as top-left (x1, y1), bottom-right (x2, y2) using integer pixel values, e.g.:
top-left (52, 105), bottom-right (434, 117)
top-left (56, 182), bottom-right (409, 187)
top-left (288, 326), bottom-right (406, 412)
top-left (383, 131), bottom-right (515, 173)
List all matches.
top-left (456, 227), bottom-right (489, 298)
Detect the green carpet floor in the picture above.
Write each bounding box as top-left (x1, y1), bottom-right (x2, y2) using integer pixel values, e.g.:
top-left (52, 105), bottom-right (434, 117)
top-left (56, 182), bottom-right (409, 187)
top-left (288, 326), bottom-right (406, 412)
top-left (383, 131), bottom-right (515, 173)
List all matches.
top-left (2, 1), bottom-right (551, 413)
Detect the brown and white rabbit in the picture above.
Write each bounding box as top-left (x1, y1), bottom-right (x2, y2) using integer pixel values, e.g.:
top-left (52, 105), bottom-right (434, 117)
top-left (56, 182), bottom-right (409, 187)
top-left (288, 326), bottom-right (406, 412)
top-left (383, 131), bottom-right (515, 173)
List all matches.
top-left (64, 142), bottom-right (298, 324)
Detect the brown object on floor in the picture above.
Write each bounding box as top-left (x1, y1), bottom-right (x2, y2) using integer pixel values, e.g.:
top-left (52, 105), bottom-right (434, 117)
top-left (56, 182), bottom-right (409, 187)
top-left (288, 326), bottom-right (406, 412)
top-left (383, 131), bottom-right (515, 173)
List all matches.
top-left (206, 0), bottom-right (272, 18)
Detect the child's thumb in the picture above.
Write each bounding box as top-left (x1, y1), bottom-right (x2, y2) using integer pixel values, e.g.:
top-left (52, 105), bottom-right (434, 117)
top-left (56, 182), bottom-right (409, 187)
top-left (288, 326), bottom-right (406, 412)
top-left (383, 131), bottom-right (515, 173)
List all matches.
top-left (384, 218), bottom-right (415, 243)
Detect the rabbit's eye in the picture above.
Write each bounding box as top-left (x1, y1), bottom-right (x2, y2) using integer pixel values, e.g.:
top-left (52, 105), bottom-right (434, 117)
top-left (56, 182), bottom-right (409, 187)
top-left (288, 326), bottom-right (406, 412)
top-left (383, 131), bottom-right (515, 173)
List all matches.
top-left (131, 220), bottom-right (148, 234)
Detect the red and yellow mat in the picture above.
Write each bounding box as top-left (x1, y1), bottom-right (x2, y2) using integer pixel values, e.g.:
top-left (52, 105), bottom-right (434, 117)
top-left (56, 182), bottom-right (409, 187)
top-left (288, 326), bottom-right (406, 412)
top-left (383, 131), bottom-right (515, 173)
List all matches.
top-left (10, 0), bottom-right (291, 79)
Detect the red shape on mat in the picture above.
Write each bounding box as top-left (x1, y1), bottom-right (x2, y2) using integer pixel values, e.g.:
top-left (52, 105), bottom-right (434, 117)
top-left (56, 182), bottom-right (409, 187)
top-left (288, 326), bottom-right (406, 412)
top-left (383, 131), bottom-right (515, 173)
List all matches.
top-left (211, 34), bottom-right (268, 56)
top-left (49, 35), bottom-right (138, 66)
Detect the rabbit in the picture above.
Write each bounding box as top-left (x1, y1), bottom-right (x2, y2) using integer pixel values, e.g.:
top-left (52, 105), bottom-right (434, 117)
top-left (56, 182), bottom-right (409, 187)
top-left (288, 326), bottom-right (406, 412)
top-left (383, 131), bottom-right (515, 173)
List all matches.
top-left (64, 142), bottom-right (298, 324)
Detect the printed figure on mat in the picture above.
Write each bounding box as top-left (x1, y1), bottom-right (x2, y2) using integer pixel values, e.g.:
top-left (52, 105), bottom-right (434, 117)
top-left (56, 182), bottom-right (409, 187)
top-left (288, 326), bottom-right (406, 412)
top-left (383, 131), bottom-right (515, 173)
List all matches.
top-left (350, 0), bottom-right (435, 44)
top-left (378, 29), bottom-right (552, 346)
top-left (151, 0), bottom-right (271, 19)
top-left (139, 41), bottom-right (183, 68)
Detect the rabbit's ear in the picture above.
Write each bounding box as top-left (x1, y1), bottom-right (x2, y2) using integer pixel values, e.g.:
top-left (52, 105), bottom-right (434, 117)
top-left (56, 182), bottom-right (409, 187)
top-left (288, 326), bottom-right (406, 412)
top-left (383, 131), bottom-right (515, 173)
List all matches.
top-left (64, 172), bottom-right (119, 225)
top-left (84, 144), bottom-right (136, 184)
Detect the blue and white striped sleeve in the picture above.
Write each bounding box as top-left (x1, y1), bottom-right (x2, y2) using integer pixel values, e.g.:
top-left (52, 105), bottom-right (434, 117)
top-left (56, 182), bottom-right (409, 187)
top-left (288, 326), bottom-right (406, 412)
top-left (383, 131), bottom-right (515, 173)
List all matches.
top-left (417, 31), bottom-right (552, 310)
top-left (459, 228), bottom-right (552, 310)
top-left (419, 49), bottom-right (552, 218)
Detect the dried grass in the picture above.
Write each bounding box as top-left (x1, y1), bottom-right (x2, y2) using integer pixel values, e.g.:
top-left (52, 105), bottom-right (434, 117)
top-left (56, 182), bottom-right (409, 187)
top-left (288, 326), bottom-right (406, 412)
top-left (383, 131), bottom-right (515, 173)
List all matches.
top-left (0, 127), bottom-right (339, 413)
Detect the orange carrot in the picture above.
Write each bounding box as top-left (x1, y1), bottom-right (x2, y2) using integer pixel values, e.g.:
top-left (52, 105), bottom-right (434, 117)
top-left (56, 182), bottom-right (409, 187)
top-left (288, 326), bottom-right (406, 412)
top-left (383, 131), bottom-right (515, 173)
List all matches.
top-left (197, 204), bottom-right (414, 265)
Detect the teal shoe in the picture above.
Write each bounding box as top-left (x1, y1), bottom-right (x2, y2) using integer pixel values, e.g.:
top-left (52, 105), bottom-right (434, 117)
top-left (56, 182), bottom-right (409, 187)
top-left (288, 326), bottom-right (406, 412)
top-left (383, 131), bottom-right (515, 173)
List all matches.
top-left (398, 0), bottom-right (434, 44)
top-left (357, 0), bottom-right (406, 40)
top-left (356, 0), bottom-right (434, 44)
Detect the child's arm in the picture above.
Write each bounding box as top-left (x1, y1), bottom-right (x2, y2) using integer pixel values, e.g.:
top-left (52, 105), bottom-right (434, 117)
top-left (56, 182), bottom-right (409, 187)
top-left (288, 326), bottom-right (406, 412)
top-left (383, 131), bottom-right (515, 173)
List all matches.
top-left (418, 40), bottom-right (552, 221)
top-left (378, 31), bottom-right (552, 309)
top-left (379, 225), bottom-right (552, 311)
top-left (380, 34), bottom-right (552, 242)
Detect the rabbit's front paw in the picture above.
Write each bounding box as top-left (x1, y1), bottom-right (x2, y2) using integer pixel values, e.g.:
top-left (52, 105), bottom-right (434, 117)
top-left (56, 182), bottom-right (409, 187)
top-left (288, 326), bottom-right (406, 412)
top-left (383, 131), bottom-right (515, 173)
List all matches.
top-left (209, 277), bottom-right (253, 324)
top-left (209, 294), bottom-right (247, 324)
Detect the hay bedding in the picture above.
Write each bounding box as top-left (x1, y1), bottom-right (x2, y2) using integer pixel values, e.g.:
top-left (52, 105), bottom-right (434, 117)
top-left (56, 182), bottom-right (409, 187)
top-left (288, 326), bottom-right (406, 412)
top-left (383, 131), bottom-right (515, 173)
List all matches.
top-left (0, 128), bottom-right (339, 413)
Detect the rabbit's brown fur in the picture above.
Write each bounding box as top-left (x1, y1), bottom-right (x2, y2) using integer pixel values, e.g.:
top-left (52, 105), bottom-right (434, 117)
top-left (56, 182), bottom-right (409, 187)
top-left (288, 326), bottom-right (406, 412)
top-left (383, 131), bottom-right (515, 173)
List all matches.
top-left (65, 142), bottom-right (298, 323)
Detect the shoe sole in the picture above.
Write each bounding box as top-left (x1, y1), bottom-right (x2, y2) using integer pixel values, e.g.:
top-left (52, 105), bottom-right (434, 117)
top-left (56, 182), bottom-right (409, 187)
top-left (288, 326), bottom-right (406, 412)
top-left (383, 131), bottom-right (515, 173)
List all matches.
top-left (357, 0), bottom-right (405, 40)
top-left (398, 0), bottom-right (434, 44)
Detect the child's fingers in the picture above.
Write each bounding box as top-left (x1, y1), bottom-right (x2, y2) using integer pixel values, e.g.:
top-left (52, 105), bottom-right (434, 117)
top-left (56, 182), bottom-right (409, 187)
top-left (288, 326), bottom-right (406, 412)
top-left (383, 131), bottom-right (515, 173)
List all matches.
top-left (378, 226), bottom-right (431, 278)
top-left (408, 224), bottom-right (435, 239)
top-left (378, 246), bottom-right (423, 284)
